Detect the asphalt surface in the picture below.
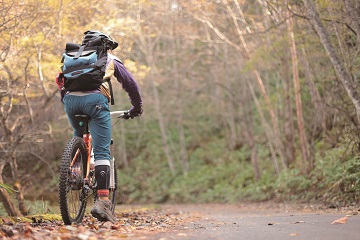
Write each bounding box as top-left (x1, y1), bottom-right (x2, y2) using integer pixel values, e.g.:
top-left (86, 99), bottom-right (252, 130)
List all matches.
top-left (154, 203), bottom-right (360, 240)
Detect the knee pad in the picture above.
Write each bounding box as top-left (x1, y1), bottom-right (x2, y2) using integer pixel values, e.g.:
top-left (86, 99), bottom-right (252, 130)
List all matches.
top-left (95, 165), bottom-right (110, 190)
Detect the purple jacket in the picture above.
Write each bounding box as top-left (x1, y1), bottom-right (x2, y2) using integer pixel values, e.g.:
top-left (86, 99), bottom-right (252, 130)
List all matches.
top-left (112, 58), bottom-right (142, 109)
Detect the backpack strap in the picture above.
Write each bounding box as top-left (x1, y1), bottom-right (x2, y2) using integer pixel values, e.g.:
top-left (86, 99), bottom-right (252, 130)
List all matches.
top-left (73, 45), bottom-right (86, 59)
top-left (108, 79), bottom-right (115, 105)
top-left (104, 56), bottom-right (118, 105)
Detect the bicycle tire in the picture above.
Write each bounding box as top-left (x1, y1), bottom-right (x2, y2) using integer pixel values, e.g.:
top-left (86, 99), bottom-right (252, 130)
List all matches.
top-left (59, 137), bottom-right (88, 225)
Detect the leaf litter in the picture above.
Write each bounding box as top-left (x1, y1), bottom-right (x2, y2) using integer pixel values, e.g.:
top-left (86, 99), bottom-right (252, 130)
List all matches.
top-left (0, 206), bottom-right (192, 239)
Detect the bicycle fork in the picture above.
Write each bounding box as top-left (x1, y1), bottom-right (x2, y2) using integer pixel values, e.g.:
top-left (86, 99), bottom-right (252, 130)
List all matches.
top-left (108, 157), bottom-right (114, 188)
top-left (109, 139), bottom-right (115, 189)
top-left (83, 133), bottom-right (92, 183)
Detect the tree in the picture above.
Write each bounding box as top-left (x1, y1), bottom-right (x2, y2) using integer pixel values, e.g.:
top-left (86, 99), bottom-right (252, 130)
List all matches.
top-left (287, 6), bottom-right (311, 170)
top-left (302, 0), bottom-right (360, 123)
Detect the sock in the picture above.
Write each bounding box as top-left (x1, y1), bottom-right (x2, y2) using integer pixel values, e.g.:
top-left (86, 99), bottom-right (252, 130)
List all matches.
top-left (97, 189), bottom-right (109, 198)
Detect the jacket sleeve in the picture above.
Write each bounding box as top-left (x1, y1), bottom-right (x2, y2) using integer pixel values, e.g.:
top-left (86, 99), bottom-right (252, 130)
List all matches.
top-left (112, 59), bottom-right (142, 109)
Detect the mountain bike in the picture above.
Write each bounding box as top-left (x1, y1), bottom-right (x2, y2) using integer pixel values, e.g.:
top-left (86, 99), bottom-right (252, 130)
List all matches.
top-left (58, 110), bottom-right (130, 225)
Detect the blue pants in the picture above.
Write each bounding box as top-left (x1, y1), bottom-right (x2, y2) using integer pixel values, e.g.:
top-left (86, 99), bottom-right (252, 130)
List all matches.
top-left (63, 93), bottom-right (111, 165)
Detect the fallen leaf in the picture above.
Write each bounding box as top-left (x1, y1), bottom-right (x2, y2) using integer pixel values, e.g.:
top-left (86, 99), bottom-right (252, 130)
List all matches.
top-left (58, 227), bottom-right (70, 233)
top-left (290, 233), bottom-right (299, 236)
top-left (331, 216), bottom-right (348, 224)
top-left (65, 225), bottom-right (78, 231)
top-left (291, 221), bottom-right (305, 224)
top-left (111, 223), bottom-right (122, 230)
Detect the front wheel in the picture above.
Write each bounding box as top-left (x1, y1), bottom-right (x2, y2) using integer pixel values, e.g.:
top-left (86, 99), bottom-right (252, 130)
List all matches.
top-left (59, 137), bottom-right (88, 225)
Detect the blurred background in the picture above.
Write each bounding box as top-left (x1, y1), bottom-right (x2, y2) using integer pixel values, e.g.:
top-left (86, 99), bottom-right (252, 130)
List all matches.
top-left (0, 0), bottom-right (359, 217)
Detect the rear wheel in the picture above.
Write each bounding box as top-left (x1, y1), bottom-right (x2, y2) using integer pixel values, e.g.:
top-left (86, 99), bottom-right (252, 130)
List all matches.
top-left (59, 137), bottom-right (88, 225)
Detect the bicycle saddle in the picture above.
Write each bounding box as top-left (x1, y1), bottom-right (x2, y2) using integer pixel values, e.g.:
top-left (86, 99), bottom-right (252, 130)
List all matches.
top-left (75, 114), bottom-right (91, 121)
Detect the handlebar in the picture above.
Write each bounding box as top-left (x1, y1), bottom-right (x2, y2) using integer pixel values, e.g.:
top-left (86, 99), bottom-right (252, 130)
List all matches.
top-left (110, 110), bottom-right (131, 119)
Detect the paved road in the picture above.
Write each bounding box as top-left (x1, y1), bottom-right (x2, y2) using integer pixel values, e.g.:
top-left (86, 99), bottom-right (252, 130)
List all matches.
top-left (154, 203), bottom-right (360, 240)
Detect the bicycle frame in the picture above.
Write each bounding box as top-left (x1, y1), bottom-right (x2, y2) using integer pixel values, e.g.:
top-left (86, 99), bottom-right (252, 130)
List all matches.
top-left (69, 110), bottom-right (128, 185)
top-left (83, 131), bottom-right (92, 182)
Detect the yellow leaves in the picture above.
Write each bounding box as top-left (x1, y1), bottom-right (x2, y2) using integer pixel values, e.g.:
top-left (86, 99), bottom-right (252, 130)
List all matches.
top-left (1, 96), bottom-right (21, 105)
top-left (123, 59), bottom-right (150, 84)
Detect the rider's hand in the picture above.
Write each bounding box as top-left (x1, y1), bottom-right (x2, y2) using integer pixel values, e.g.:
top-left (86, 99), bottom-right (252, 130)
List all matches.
top-left (129, 105), bottom-right (143, 119)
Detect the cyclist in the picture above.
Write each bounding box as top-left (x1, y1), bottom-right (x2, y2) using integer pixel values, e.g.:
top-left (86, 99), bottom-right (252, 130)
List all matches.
top-left (62, 30), bottom-right (142, 223)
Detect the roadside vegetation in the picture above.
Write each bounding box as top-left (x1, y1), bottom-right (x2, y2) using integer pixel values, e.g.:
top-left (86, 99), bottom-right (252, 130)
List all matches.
top-left (117, 130), bottom-right (359, 206)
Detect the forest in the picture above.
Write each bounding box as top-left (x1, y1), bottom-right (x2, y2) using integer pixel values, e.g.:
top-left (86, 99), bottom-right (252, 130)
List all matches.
top-left (0, 0), bottom-right (359, 217)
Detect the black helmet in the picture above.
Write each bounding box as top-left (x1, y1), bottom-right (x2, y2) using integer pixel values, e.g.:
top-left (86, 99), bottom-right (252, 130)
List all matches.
top-left (82, 30), bottom-right (118, 50)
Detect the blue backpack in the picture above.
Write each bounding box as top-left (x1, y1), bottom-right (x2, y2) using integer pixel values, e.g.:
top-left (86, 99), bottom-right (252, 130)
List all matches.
top-left (59, 37), bottom-right (108, 92)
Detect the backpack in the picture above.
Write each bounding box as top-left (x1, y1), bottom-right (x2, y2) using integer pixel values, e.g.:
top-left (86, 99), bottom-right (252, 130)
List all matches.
top-left (56, 36), bottom-right (115, 104)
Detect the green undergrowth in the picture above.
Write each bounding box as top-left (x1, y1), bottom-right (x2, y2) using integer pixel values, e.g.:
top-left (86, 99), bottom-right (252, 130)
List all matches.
top-left (273, 148), bottom-right (360, 206)
top-left (118, 138), bottom-right (359, 207)
top-left (0, 199), bottom-right (61, 218)
top-left (0, 213), bottom-right (62, 224)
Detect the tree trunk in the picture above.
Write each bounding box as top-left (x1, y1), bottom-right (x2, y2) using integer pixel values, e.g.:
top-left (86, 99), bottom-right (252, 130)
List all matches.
top-left (150, 70), bottom-right (176, 175)
top-left (224, 44), bottom-right (238, 150)
top-left (0, 188), bottom-right (20, 217)
top-left (243, 83), bottom-right (260, 180)
top-left (287, 12), bottom-right (311, 170)
top-left (248, 79), bottom-right (280, 175)
top-left (0, 162), bottom-right (21, 216)
top-left (13, 182), bottom-right (28, 216)
top-left (133, 4), bottom-right (176, 175)
top-left (299, 46), bottom-right (326, 135)
top-left (302, 0), bottom-right (360, 123)
top-left (115, 95), bottom-right (128, 168)
top-left (221, 0), bottom-right (287, 169)
top-left (250, 140), bottom-right (260, 181)
top-left (172, 9), bottom-right (189, 174)
top-left (146, 51), bottom-right (176, 175)
top-left (281, 54), bottom-right (296, 166)
top-left (10, 152), bottom-right (28, 215)
top-left (344, 0), bottom-right (360, 44)
top-left (119, 123), bottom-right (128, 168)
